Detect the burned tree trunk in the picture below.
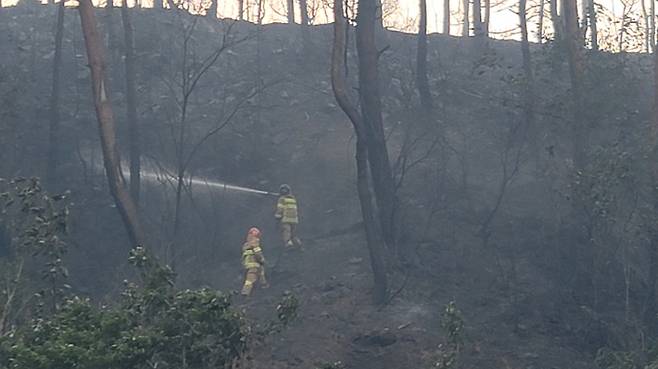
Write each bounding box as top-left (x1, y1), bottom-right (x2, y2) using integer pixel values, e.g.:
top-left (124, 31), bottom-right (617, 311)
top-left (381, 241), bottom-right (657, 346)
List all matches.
top-left (550, 0), bottom-right (561, 43)
top-left (443, 0), bottom-right (450, 34)
top-left (647, 30), bottom-right (658, 333)
top-left (287, 0), bottom-right (294, 23)
top-left (47, 0), bottom-right (65, 186)
top-left (462, 0), bottom-right (470, 36)
top-left (562, 0), bottom-right (586, 169)
top-left (417, 0), bottom-right (432, 111)
top-left (587, 0), bottom-right (598, 50)
top-left (538, 0), bottom-right (545, 43)
top-left (473, 0), bottom-right (485, 39)
top-left (520, 0), bottom-right (534, 106)
top-left (300, 0), bottom-right (309, 25)
top-left (78, 0), bottom-right (147, 247)
top-left (649, 0), bottom-right (656, 53)
top-left (208, 0), bottom-right (218, 17)
top-left (299, 0), bottom-right (310, 53)
top-left (356, 0), bottom-right (397, 247)
top-left (331, 0), bottom-right (388, 304)
top-left (484, 0), bottom-right (490, 37)
top-left (375, 0), bottom-right (384, 29)
top-left (519, 0), bottom-right (536, 156)
top-left (121, 0), bottom-right (141, 205)
top-left (580, 0), bottom-right (588, 34)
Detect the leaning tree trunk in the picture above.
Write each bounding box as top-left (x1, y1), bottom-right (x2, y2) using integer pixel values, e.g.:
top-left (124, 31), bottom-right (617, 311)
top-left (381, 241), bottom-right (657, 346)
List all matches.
top-left (443, 0), bottom-right (450, 34)
top-left (331, 0), bottom-right (388, 304)
top-left (121, 0), bottom-right (141, 205)
top-left (356, 0), bottom-right (397, 248)
top-left (47, 0), bottom-right (65, 187)
top-left (78, 0), bottom-right (147, 248)
top-left (417, 0), bottom-right (432, 111)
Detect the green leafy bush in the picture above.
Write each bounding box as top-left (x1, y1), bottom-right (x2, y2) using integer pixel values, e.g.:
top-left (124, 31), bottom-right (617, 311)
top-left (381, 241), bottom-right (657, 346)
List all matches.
top-left (0, 247), bottom-right (248, 369)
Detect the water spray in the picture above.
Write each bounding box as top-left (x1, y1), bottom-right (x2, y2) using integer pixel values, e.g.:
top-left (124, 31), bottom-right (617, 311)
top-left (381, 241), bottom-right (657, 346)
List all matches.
top-left (126, 166), bottom-right (280, 197)
top-left (82, 148), bottom-right (279, 198)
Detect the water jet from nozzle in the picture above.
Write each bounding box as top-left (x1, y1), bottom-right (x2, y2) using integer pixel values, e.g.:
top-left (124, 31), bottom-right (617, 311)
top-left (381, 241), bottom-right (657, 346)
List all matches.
top-left (133, 168), bottom-right (278, 197)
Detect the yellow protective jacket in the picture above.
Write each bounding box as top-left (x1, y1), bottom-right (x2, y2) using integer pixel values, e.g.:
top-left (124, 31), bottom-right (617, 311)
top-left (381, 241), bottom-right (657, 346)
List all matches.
top-left (242, 239), bottom-right (265, 270)
top-left (275, 195), bottom-right (299, 224)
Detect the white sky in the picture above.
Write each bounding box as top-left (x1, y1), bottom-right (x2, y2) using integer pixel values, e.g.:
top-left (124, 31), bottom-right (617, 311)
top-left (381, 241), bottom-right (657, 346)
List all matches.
top-left (213, 0), bottom-right (636, 46)
top-left (3, 0), bottom-right (643, 47)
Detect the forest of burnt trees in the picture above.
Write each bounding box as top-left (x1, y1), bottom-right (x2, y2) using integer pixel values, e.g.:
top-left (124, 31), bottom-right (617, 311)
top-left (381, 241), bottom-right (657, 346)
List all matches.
top-left (3, 0), bottom-right (658, 367)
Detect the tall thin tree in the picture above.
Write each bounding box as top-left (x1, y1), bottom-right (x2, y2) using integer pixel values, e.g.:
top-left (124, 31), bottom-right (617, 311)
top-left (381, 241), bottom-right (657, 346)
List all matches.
top-left (417, 0), bottom-right (432, 111)
top-left (462, 0), bottom-right (470, 36)
top-left (538, 0), bottom-right (545, 43)
top-left (300, 0), bottom-right (309, 25)
top-left (587, 0), bottom-right (598, 50)
top-left (562, 0), bottom-right (586, 169)
top-left (519, 0), bottom-right (536, 154)
top-left (443, 0), bottom-right (450, 34)
top-left (642, 0), bottom-right (650, 52)
top-left (550, 0), bottom-right (561, 42)
top-left (580, 0), bottom-right (588, 33)
top-left (357, 0), bottom-right (398, 247)
top-left (47, 0), bottom-right (65, 186)
top-left (121, 0), bottom-right (141, 205)
top-left (484, 0), bottom-right (490, 36)
top-left (473, 0), bottom-right (484, 38)
top-left (649, 0), bottom-right (656, 52)
top-left (287, 0), bottom-right (295, 23)
top-left (332, 0), bottom-right (388, 304)
top-left (78, 0), bottom-right (147, 247)
top-left (647, 30), bottom-right (658, 333)
top-left (208, 0), bottom-right (218, 18)
top-left (299, 0), bottom-right (310, 52)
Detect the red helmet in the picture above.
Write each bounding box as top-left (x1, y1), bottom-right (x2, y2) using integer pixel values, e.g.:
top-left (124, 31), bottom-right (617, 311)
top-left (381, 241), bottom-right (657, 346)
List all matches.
top-left (247, 227), bottom-right (261, 238)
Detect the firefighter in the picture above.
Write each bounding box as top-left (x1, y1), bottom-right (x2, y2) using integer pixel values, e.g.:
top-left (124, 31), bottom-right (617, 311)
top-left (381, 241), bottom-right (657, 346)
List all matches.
top-left (241, 227), bottom-right (269, 296)
top-left (275, 184), bottom-right (302, 249)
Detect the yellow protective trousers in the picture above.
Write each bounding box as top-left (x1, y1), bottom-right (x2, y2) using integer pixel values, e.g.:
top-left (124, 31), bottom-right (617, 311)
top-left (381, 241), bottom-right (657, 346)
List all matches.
top-left (241, 267), bottom-right (268, 296)
top-left (281, 223), bottom-right (302, 249)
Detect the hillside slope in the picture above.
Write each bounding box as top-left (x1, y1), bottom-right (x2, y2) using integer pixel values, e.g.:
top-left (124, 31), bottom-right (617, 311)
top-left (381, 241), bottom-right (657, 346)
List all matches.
top-left (1, 4), bottom-right (653, 368)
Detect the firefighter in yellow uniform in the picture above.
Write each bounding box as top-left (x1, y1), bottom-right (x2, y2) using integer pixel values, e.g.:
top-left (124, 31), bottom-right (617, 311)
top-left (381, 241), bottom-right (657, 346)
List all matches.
top-left (241, 227), bottom-right (269, 296)
top-left (275, 184), bottom-right (302, 249)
